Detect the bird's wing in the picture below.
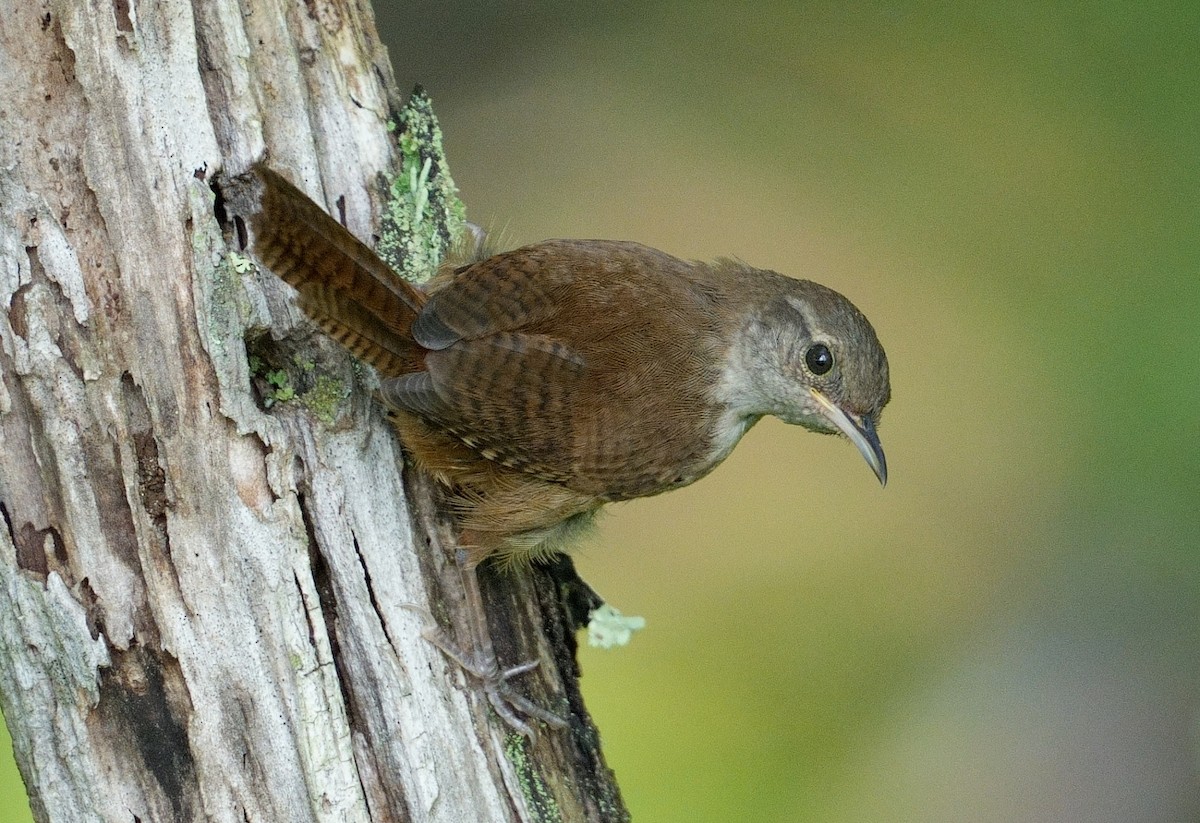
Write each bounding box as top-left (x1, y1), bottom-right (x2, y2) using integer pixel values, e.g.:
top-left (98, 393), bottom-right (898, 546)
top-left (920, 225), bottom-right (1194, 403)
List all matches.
top-left (384, 240), bottom-right (726, 495)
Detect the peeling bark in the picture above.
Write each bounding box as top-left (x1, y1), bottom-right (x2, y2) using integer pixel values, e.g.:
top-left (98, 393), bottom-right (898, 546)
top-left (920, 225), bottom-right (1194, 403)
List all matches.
top-left (0, 1), bottom-right (627, 820)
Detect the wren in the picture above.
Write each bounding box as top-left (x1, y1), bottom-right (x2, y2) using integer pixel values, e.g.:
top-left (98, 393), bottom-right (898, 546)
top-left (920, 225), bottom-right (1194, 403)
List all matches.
top-left (230, 165), bottom-right (891, 737)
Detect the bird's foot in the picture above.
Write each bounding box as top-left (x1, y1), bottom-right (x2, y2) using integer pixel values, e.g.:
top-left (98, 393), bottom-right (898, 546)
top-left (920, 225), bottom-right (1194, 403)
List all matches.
top-left (401, 604), bottom-right (567, 742)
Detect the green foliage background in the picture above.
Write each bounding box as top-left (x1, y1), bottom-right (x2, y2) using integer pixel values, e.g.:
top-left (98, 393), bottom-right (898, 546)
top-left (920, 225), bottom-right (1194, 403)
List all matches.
top-left (3, 2), bottom-right (1197, 820)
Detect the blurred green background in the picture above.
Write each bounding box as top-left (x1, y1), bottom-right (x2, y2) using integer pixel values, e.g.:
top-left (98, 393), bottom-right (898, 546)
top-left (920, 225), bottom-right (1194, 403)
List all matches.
top-left (3, 2), bottom-right (1197, 820)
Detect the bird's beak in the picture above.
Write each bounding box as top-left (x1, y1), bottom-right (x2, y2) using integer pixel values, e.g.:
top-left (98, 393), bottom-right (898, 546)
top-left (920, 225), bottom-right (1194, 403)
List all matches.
top-left (809, 388), bottom-right (888, 486)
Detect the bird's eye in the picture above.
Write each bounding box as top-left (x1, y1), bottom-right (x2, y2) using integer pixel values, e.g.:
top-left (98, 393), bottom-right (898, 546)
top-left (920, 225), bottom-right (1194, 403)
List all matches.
top-left (805, 343), bottom-right (834, 375)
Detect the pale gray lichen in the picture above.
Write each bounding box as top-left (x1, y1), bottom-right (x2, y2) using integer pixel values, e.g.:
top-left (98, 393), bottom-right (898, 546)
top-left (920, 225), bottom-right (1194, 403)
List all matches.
top-left (377, 86), bottom-right (467, 283)
top-left (587, 604), bottom-right (646, 649)
top-left (208, 248), bottom-right (258, 355)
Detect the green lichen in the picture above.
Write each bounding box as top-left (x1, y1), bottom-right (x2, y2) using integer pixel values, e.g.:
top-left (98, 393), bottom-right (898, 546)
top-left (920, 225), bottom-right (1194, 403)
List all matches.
top-left (263, 369), bottom-right (295, 405)
top-left (301, 373), bottom-right (348, 425)
top-left (246, 342), bottom-right (349, 422)
top-left (505, 734), bottom-right (562, 823)
top-left (377, 86), bottom-right (467, 283)
top-left (228, 251), bottom-right (256, 274)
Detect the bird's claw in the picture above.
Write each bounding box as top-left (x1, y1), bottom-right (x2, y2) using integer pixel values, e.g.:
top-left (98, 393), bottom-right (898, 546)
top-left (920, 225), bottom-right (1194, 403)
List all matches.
top-left (401, 603), bottom-right (567, 743)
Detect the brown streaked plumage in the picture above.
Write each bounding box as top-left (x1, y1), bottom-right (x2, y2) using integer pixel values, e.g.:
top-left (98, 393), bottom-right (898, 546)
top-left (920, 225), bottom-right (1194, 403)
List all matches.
top-left (236, 165), bottom-right (891, 566)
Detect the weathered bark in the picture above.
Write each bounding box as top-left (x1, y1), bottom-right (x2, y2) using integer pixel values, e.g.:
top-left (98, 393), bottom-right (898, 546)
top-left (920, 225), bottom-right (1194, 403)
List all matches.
top-left (0, 2), bottom-right (625, 821)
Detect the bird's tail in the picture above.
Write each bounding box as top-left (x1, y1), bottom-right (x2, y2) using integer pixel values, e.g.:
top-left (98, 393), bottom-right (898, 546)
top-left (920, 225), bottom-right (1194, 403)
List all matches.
top-left (231, 165), bottom-right (426, 378)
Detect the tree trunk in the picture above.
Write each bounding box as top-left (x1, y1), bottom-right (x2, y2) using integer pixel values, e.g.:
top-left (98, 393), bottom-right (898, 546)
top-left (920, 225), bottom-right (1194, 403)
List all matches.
top-left (0, 2), bottom-right (625, 821)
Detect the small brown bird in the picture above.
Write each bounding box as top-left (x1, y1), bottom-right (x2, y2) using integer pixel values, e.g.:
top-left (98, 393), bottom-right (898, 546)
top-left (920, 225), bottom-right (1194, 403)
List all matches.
top-left (232, 165), bottom-right (891, 736)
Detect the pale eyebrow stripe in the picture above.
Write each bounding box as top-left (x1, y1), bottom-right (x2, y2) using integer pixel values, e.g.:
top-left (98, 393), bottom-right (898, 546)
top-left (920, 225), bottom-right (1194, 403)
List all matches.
top-left (784, 295), bottom-right (813, 339)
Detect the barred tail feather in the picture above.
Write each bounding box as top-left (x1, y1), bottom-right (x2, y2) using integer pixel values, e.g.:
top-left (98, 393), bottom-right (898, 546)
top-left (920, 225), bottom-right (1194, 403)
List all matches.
top-left (236, 165), bottom-right (426, 378)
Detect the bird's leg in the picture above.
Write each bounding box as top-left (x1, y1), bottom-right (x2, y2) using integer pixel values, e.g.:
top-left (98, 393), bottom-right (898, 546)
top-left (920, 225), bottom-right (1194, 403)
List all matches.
top-left (460, 549), bottom-right (568, 735)
top-left (411, 543), bottom-right (567, 742)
